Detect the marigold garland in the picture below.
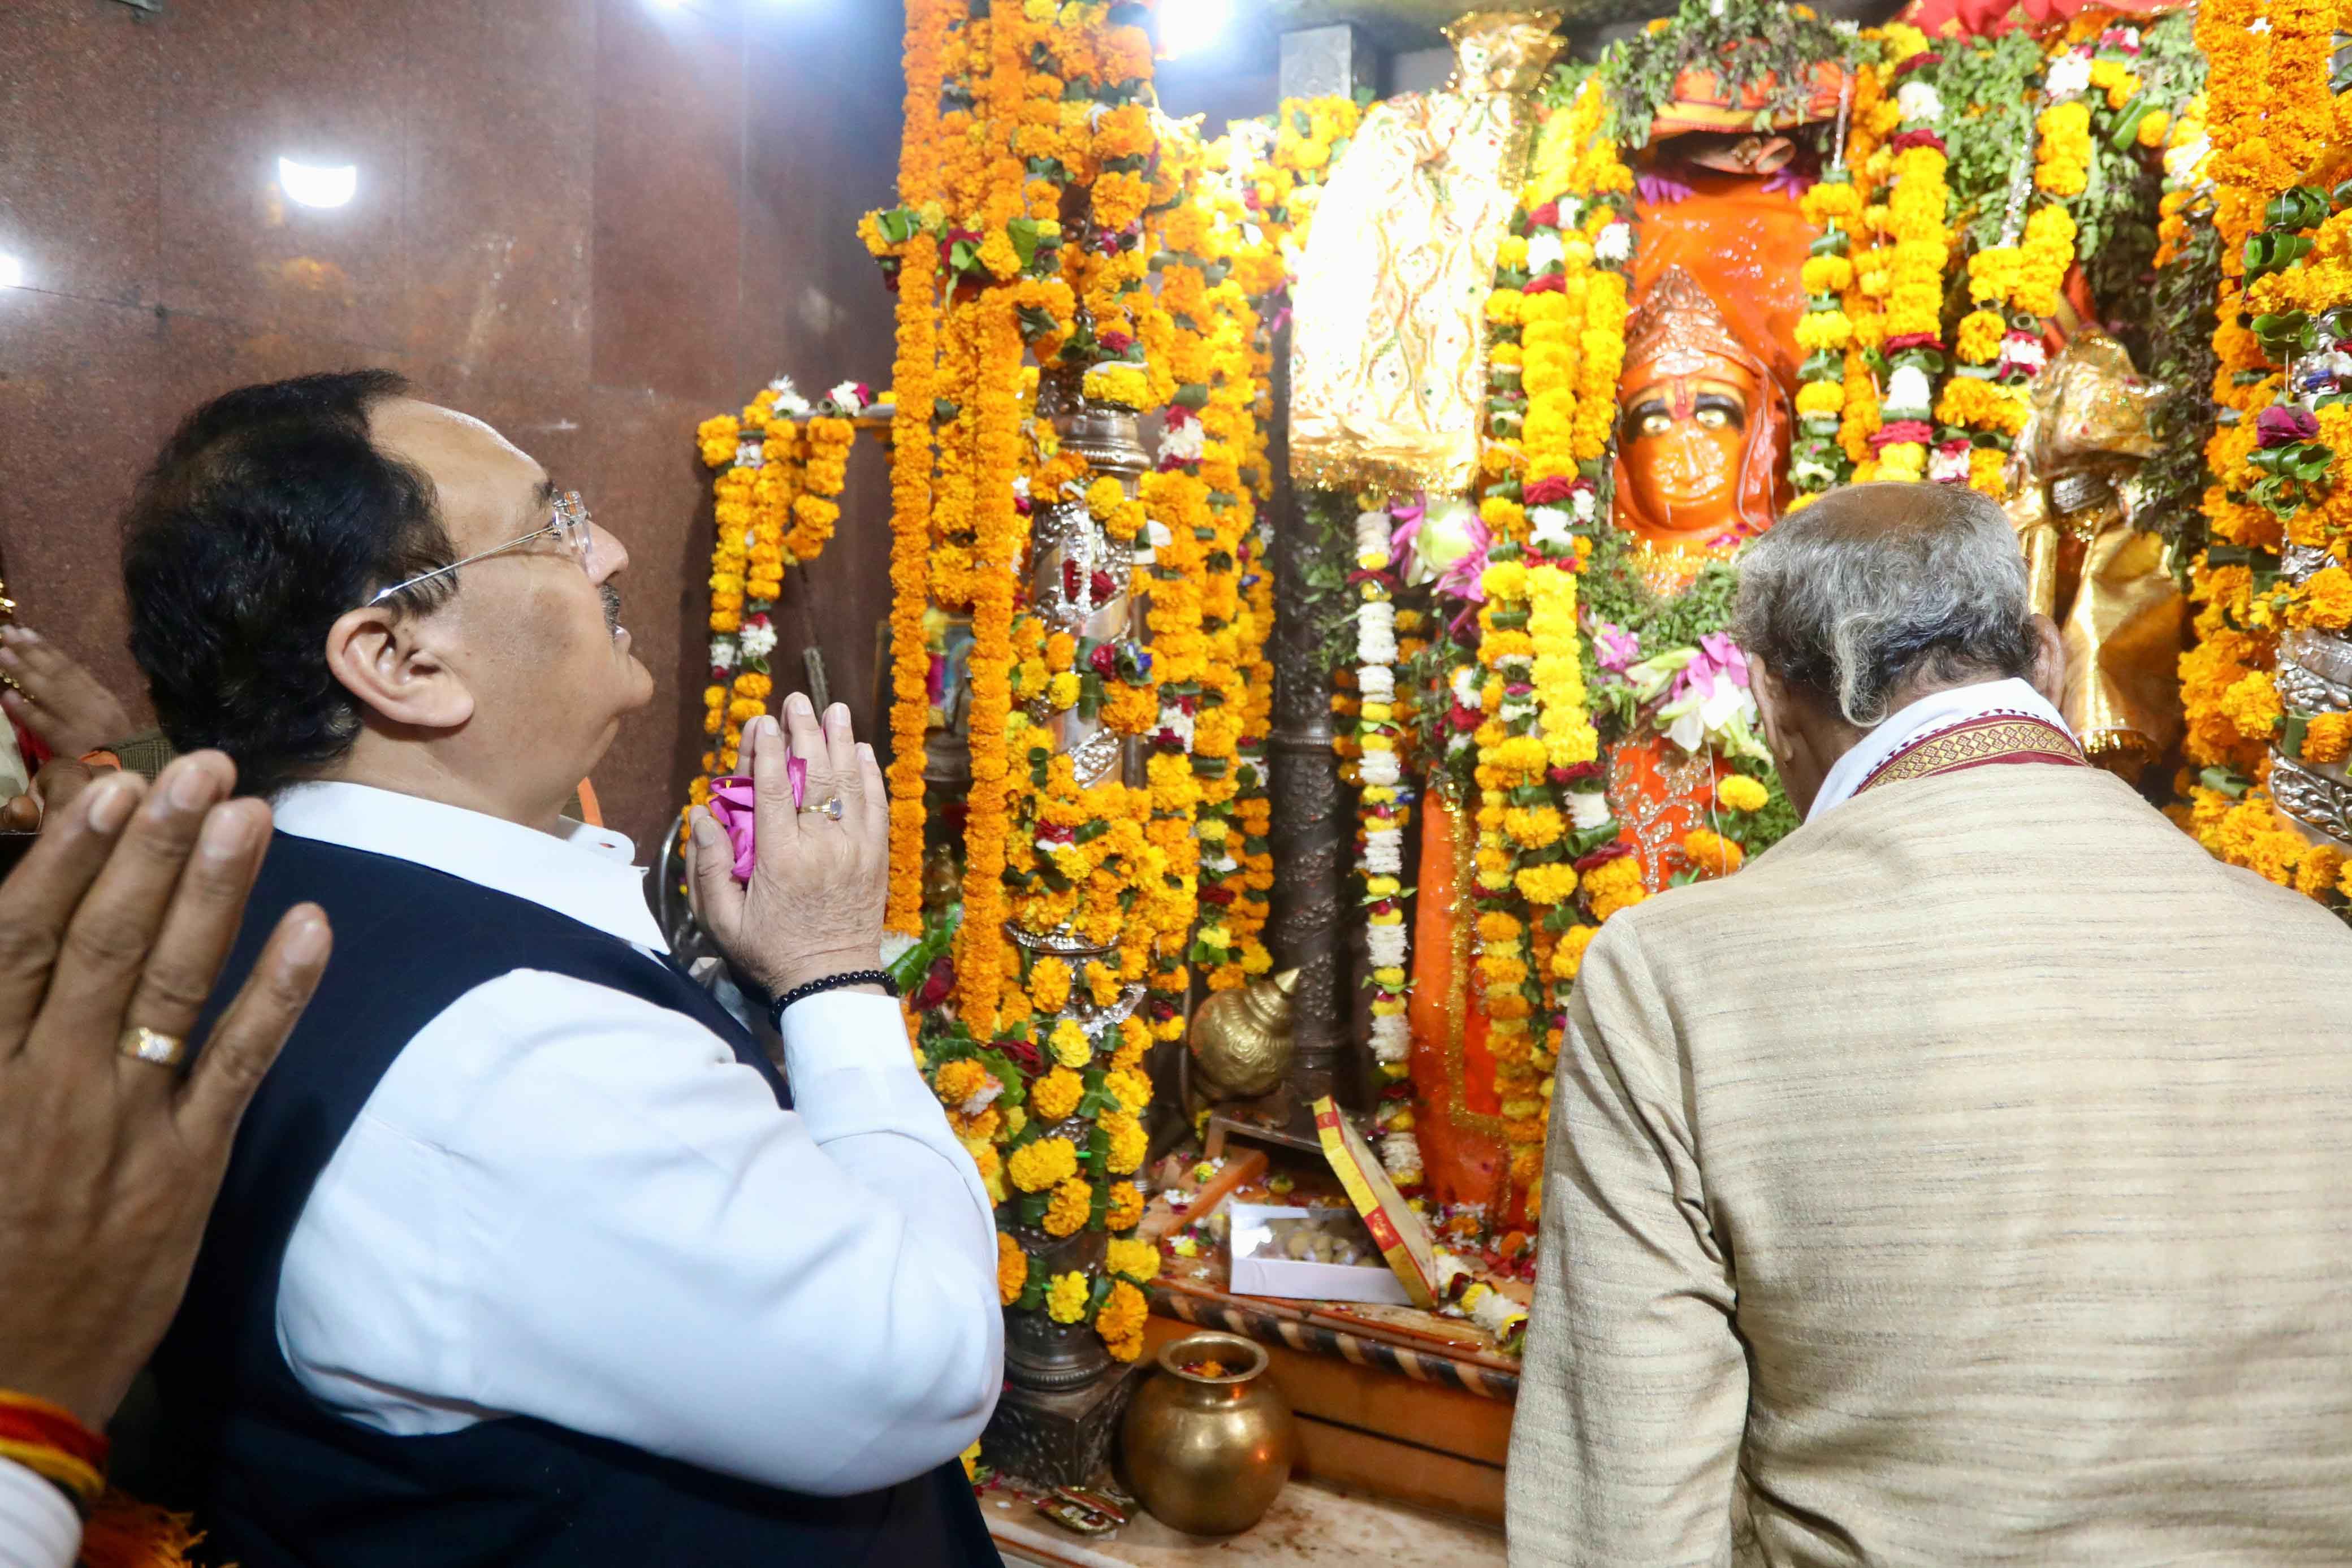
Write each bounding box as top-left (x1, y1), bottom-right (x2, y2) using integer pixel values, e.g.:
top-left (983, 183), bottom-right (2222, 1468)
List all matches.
top-left (2174, 0), bottom-right (2352, 921)
top-left (1861, 25), bottom-right (1949, 486)
top-left (1460, 73), bottom-right (1627, 1220)
top-left (686, 383), bottom-right (857, 833)
top-left (1191, 138), bottom-right (1278, 993)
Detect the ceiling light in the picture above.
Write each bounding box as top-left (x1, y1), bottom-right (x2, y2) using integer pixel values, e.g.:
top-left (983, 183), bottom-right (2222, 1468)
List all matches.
top-left (278, 157), bottom-right (357, 210)
top-left (1162, 0), bottom-right (1230, 58)
top-left (0, 254), bottom-right (21, 290)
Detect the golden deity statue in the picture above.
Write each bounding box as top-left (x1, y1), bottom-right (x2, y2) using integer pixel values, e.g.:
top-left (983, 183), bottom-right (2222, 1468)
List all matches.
top-left (2001, 328), bottom-right (2186, 777)
top-left (1289, 11), bottom-right (1564, 495)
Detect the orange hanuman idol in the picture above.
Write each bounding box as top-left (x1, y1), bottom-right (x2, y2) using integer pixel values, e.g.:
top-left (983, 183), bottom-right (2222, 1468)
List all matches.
top-left (1410, 168), bottom-right (1814, 1225)
top-left (1603, 178), bottom-right (1809, 887)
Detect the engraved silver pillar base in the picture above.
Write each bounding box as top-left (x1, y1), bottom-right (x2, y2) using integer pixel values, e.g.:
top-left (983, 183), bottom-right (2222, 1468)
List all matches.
top-left (983, 924), bottom-right (1150, 1486)
top-left (983, 1226), bottom-right (1145, 1487)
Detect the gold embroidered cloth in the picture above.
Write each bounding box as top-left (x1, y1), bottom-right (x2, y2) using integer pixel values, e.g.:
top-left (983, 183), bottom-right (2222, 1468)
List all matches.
top-left (1856, 714), bottom-right (2086, 795)
top-left (1288, 12), bottom-right (1562, 495)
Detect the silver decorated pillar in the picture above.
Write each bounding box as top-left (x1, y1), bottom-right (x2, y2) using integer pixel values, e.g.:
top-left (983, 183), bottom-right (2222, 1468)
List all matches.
top-left (981, 370), bottom-right (1152, 1487)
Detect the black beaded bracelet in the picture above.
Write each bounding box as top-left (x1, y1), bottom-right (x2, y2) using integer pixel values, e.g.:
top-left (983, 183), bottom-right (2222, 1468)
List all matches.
top-left (769, 969), bottom-right (900, 1031)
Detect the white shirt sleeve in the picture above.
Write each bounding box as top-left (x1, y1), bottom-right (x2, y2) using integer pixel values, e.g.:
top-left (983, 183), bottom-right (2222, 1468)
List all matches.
top-left (0, 1459), bottom-right (79, 1568)
top-left (276, 974), bottom-right (1001, 1497)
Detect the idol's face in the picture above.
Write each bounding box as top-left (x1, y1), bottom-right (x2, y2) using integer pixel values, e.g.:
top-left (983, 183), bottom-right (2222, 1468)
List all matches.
top-left (1618, 362), bottom-right (1762, 540)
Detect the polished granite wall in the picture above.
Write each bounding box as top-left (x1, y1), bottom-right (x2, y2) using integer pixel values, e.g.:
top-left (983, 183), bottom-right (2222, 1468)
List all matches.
top-left (0, 0), bottom-right (906, 856)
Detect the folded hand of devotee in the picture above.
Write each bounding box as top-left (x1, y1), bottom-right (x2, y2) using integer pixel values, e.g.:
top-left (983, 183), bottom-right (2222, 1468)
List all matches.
top-left (0, 759), bottom-right (98, 834)
top-left (0, 627), bottom-right (136, 760)
top-left (685, 696), bottom-right (889, 999)
top-left (0, 752), bottom-right (330, 1432)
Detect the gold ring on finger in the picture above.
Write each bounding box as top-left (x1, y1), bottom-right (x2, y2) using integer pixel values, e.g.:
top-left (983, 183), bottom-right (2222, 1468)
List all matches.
top-left (117, 1025), bottom-right (189, 1070)
top-left (797, 795), bottom-right (846, 822)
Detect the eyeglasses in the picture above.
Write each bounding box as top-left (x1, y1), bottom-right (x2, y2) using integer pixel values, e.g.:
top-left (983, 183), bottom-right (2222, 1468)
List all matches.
top-left (369, 490), bottom-right (594, 606)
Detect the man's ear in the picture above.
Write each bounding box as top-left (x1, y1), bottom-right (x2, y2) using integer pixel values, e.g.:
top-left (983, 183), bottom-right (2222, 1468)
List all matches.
top-left (1750, 659), bottom-right (1792, 761)
top-left (323, 605), bottom-right (474, 733)
top-left (2026, 612), bottom-right (2066, 711)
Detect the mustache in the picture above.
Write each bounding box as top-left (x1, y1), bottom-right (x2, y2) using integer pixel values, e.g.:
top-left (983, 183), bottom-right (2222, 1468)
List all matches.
top-left (601, 582), bottom-right (622, 634)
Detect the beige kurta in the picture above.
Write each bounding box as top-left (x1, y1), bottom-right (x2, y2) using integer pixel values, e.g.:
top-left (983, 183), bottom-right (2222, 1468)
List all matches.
top-left (1508, 764), bottom-right (2352, 1566)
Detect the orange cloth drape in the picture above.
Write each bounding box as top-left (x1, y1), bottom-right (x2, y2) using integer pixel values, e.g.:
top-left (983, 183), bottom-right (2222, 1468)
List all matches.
top-left (1407, 795), bottom-right (1512, 1221)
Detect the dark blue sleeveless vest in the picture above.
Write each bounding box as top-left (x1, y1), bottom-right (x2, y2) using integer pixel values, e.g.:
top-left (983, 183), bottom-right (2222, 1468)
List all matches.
top-left (156, 832), bottom-right (1002, 1568)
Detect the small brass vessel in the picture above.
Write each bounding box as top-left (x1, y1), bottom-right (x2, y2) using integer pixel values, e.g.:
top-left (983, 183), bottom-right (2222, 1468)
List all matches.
top-left (1185, 969), bottom-right (1298, 1103)
top-left (1118, 1332), bottom-right (1295, 1536)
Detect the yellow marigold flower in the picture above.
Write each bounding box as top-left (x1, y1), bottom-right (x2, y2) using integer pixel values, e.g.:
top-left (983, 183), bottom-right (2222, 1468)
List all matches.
top-left (966, 1138), bottom-right (1005, 1204)
top-left (2219, 670), bottom-right (2283, 740)
top-left (997, 1232), bottom-right (1028, 1306)
top-left (1717, 774), bottom-right (1771, 813)
top-left (2294, 844), bottom-right (2346, 900)
top-left (1028, 956), bottom-right (1073, 1014)
top-left (1794, 309), bottom-right (1853, 353)
top-left (1481, 560), bottom-right (1529, 602)
top-left (1031, 1065), bottom-right (1084, 1124)
top-left (1098, 1280), bottom-right (1148, 1362)
top-left (1956, 309), bottom-right (2005, 363)
top-left (1050, 1018), bottom-right (1093, 1068)
top-left (1044, 1271), bottom-right (1091, 1324)
top-left (2302, 712), bottom-right (2352, 765)
top-left (1106, 1237), bottom-right (1162, 1283)
top-left (1683, 828), bottom-right (1746, 878)
top-left (1106, 1067), bottom-right (1153, 1114)
top-left (1106, 1180), bottom-right (1145, 1231)
top-left (1800, 255), bottom-right (1853, 294)
top-left (1102, 1111), bottom-right (1148, 1175)
top-left (1583, 857), bottom-right (1648, 923)
top-left (935, 1058), bottom-right (998, 1113)
top-left (1795, 380), bottom-right (1846, 419)
top-left (1042, 1176), bottom-right (1092, 1238)
top-left (1503, 805), bottom-right (1566, 848)
top-left (1514, 861), bottom-right (1580, 906)
top-left (1551, 923), bottom-right (1600, 981)
top-left (2292, 566), bottom-right (2352, 631)
top-left (1008, 1136), bottom-right (1079, 1193)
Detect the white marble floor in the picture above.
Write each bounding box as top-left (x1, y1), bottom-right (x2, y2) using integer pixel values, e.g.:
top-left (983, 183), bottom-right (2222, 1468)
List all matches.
top-left (988, 1478), bottom-right (1504, 1567)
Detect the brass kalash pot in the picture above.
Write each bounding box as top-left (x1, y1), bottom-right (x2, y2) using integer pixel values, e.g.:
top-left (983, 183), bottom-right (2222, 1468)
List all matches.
top-left (1119, 1332), bottom-right (1296, 1535)
top-left (1184, 968), bottom-right (1298, 1106)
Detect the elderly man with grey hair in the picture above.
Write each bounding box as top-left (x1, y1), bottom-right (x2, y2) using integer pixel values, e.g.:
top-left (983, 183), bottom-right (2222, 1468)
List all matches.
top-left (1507, 483), bottom-right (2352, 1567)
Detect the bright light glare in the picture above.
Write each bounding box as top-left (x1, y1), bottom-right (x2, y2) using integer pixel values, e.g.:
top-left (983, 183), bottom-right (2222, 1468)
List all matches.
top-left (278, 157), bottom-right (358, 210)
top-left (1162, 0), bottom-right (1230, 57)
top-left (0, 254), bottom-right (21, 290)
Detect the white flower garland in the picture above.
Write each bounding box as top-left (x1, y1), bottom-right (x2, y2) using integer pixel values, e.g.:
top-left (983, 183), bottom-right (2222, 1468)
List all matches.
top-left (1353, 508), bottom-right (1412, 1080)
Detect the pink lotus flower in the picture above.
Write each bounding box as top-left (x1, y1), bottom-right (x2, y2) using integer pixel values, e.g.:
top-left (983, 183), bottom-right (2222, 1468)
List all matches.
top-left (1672, 633), bottom-right (1750, 703)
top-left (1594, 622), bottom-right (1641, 672)
top-left (707, 756), bottom-right (810, 882)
